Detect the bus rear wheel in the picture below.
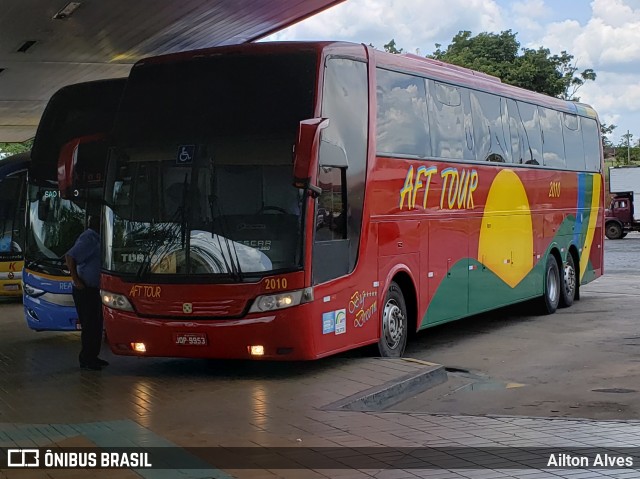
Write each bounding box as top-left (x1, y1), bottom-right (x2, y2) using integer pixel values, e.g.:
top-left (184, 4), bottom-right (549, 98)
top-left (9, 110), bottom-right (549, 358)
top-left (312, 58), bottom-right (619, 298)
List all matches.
top-left (559, 254), bottom-right (576, 308)
top-left (378, 282), bottom-right (408, 358)
top-left (538, 255), bottom-right (560, 315)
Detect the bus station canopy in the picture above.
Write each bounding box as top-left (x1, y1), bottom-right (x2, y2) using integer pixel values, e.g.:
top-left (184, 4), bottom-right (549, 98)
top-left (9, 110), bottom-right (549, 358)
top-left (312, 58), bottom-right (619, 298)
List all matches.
top-left (0, 0), bottom-right (344, 142)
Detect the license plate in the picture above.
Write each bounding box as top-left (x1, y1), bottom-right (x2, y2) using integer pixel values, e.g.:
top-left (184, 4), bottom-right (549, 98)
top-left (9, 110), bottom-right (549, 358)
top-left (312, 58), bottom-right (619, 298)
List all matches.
top-left (174, 333), bottom-right (207, 346)
top-left (3, 284), bottom-right (19, 291)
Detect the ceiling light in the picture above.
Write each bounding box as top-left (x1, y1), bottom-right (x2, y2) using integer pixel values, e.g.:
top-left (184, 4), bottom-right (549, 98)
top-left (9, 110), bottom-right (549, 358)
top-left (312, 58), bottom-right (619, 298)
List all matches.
top-left (53, 2), bottom-right (82, 20)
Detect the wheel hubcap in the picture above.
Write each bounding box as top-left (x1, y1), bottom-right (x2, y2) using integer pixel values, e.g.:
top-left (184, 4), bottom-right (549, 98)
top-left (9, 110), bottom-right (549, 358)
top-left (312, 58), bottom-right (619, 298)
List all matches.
top-left (383, 299), bottom-right (404, 350)
top-left (548, 267), bottom-right (559, 303)
top-left (564, 262), bottom-right (575, 299)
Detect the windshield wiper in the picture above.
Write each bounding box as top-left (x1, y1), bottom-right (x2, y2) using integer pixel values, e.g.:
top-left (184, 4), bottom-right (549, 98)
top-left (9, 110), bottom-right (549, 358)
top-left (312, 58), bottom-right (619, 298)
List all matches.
top-left (208, 193), bottom-right (243, 281)
top-left (25, 256), bottom-right (68, 276)
top-left (134, 166), bottom-right (191, 280)
top-left (134, 215), bottom-right (182, 279)
top-left (207, 159), bottom-right (243, 281)
top-left (180, 173), bottom-right (190, 268)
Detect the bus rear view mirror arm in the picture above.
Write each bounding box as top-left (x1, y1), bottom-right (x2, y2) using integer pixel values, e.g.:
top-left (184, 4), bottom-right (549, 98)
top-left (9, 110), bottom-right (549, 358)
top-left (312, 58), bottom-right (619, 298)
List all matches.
top-left (293, 118), bottom-right (329, 198)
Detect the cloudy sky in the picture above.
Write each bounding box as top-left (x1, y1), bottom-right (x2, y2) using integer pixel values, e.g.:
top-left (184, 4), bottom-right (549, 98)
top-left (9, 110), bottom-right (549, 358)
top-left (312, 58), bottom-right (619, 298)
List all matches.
top-left (264, 0), bottom-right (640, 145)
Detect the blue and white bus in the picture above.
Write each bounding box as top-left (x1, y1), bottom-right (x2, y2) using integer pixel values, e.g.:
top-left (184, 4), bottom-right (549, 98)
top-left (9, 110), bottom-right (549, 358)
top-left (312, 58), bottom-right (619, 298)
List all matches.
top-left (23, 79), bottom-right (125, 330)
top-left (0, 152), bottom-right (29, 299)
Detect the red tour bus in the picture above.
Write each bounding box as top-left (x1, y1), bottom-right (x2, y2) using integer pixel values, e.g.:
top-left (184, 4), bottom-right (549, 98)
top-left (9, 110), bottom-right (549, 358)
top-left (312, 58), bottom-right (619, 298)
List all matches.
top-left (98, 42), bottom-right (604, 360)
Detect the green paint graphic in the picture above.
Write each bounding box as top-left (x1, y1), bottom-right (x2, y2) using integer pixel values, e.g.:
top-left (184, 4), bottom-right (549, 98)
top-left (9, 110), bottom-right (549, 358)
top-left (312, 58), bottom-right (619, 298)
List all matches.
top-left (421, 214), bottom-right (590, 329)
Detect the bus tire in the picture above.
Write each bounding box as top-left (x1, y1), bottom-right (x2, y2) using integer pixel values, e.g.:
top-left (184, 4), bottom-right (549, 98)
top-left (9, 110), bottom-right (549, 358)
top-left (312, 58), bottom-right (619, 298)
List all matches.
top-left (559, 253), bottom-right (576, 308)
top-left (605, 222), bottom-right (623, 240)
top-left (378, 282), bottom-right (408, 358)
top-left (538, 255), bottom-right (560, 315)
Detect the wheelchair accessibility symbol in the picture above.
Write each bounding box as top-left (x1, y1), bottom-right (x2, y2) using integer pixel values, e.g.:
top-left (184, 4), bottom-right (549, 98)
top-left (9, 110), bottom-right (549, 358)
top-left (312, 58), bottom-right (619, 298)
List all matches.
top-left (176, 145), bottom-right (195, 165)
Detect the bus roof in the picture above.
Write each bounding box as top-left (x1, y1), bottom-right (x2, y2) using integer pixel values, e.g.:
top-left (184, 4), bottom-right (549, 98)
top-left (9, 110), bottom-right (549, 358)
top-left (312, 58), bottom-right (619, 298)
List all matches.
top-left (133, 40), bottom-right (339, 67)
top-left (131, 41), bottom-right (598, 121)
top-left (30, 78), bottom-right (127, 184)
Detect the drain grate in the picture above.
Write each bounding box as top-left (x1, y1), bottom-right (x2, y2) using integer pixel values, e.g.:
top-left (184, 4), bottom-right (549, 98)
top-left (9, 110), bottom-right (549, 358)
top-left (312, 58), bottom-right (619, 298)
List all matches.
top-left (445, 366), bottom-right (470, 374)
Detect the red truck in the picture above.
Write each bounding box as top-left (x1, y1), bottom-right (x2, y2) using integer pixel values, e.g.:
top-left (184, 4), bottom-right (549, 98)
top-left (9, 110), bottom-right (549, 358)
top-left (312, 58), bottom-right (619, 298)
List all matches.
top-left (605, 166), bottom-right (640, 239)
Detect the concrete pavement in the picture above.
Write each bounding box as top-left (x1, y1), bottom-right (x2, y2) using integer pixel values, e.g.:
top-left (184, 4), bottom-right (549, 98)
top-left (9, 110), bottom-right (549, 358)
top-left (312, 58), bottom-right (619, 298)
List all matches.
top-left (0, 276), bottom-right (639, 478)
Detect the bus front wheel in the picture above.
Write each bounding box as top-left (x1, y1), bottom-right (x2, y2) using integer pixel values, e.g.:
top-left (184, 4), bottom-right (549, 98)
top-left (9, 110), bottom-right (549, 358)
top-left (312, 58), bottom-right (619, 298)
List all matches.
top-left (538, 255), bottom-right (560, 315)
top-left (378, 282), bottom-right (408, 358)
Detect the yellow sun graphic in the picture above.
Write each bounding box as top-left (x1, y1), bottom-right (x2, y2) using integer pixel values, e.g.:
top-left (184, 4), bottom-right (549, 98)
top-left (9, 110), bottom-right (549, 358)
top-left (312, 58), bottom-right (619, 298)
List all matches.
top-left (478, 170), bottom-right (534, 288)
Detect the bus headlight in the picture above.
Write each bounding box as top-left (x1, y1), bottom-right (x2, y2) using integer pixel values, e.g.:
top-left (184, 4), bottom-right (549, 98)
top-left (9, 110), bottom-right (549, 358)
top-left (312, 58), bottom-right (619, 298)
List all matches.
top-left (101, 290), bottom-right (134, 311)
top-left (248, 287), bottom-right (313, 313)
top-left (23, 284), bottom-right (45, 298)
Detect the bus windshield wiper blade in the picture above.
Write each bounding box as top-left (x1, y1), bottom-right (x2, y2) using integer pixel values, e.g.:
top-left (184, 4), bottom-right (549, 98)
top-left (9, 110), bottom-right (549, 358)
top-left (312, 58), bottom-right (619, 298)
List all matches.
top-left (25, 256), bottom-right (69, 276)
top-left (207, 194), bottom-right (243, 281)
top-left (135, 219), bottom-right (181, 279)
top-left (180, 173), bottom-right (189, 250)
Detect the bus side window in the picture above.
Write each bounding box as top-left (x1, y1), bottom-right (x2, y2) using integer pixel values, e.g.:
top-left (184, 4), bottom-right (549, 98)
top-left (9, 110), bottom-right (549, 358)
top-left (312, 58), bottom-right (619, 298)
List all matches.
top-left (582, 118), bottom-right (601, 172)
top-left (539, 107), bottom-right (567, 169)
top-left (517, 101), bottom-right (543, 165)
top-left (313, 56), bottom-right (368, 285)
top-left (315, 167), bottom-right (346, 241)
top-left (376, 68), bottom-right (430, 158)
top-left (470, 90), bottom-right (509, 163)
top-left (563, 113), bottom-right (586, 171)
top-left (506, 99), bottom-right (531, 164)
top-left (428, 81), bottom-right (468, 160)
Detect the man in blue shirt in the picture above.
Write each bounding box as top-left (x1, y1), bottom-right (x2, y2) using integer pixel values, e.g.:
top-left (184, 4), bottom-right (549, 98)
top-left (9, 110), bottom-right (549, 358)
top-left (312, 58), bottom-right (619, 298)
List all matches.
top-left (65, 215), bottom-right (108, 371)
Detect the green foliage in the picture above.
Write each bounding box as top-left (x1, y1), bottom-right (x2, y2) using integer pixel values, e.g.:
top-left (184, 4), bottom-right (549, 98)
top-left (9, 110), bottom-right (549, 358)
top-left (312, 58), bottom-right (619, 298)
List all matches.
top-left (612, 132), bottom-right (640, 166)
top-left (611, 147), bottom-right (640, 166)
top-left (601, 123), bottom-right (616, 148)
top-left (383, 39), bottom-right (403, 54)
top-left (432, 30), bottom-right (520, 80)
top-left (0, 139), bottom-right (33, 158)
top-left (554, 50), bottom-right (596, 101)
top-left (388, 30), bottom-right (596, 100)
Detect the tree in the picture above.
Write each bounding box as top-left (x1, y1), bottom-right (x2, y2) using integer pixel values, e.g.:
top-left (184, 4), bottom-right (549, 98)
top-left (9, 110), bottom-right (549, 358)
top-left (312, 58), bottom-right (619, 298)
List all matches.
top-left (383, 39), bottom-right (403, 54)
top-left (613, 132), bottom-right (640, 165)
top-left (601, 123), bottom-right (616, 149)
top-left (425, 30), bottom-right (596, 99)
top-left (0, 139), bottom-right (33, 159)
top-left (431, 30), bottom-right (520, 80)
top-left (554, 51), bottom-right (596, 101)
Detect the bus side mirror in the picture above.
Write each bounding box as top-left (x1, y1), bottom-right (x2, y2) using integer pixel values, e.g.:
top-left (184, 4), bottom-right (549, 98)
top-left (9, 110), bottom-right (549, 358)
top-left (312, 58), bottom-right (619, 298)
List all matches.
top-left (293, 118), bottom-right (329, 198)
top-left (58, 137), bottom-right (81, 200)
top-left (58, 133), bottom-right (107, 200)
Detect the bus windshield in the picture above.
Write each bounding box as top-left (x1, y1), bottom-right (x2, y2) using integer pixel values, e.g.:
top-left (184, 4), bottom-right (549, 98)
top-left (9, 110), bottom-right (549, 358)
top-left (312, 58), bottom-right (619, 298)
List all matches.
top-left (26, 184), bottom-right (84, 269)
top-left (0, 175), bottom-right (26, 261)
top-left (103, 49), bottom-right (317, 280)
